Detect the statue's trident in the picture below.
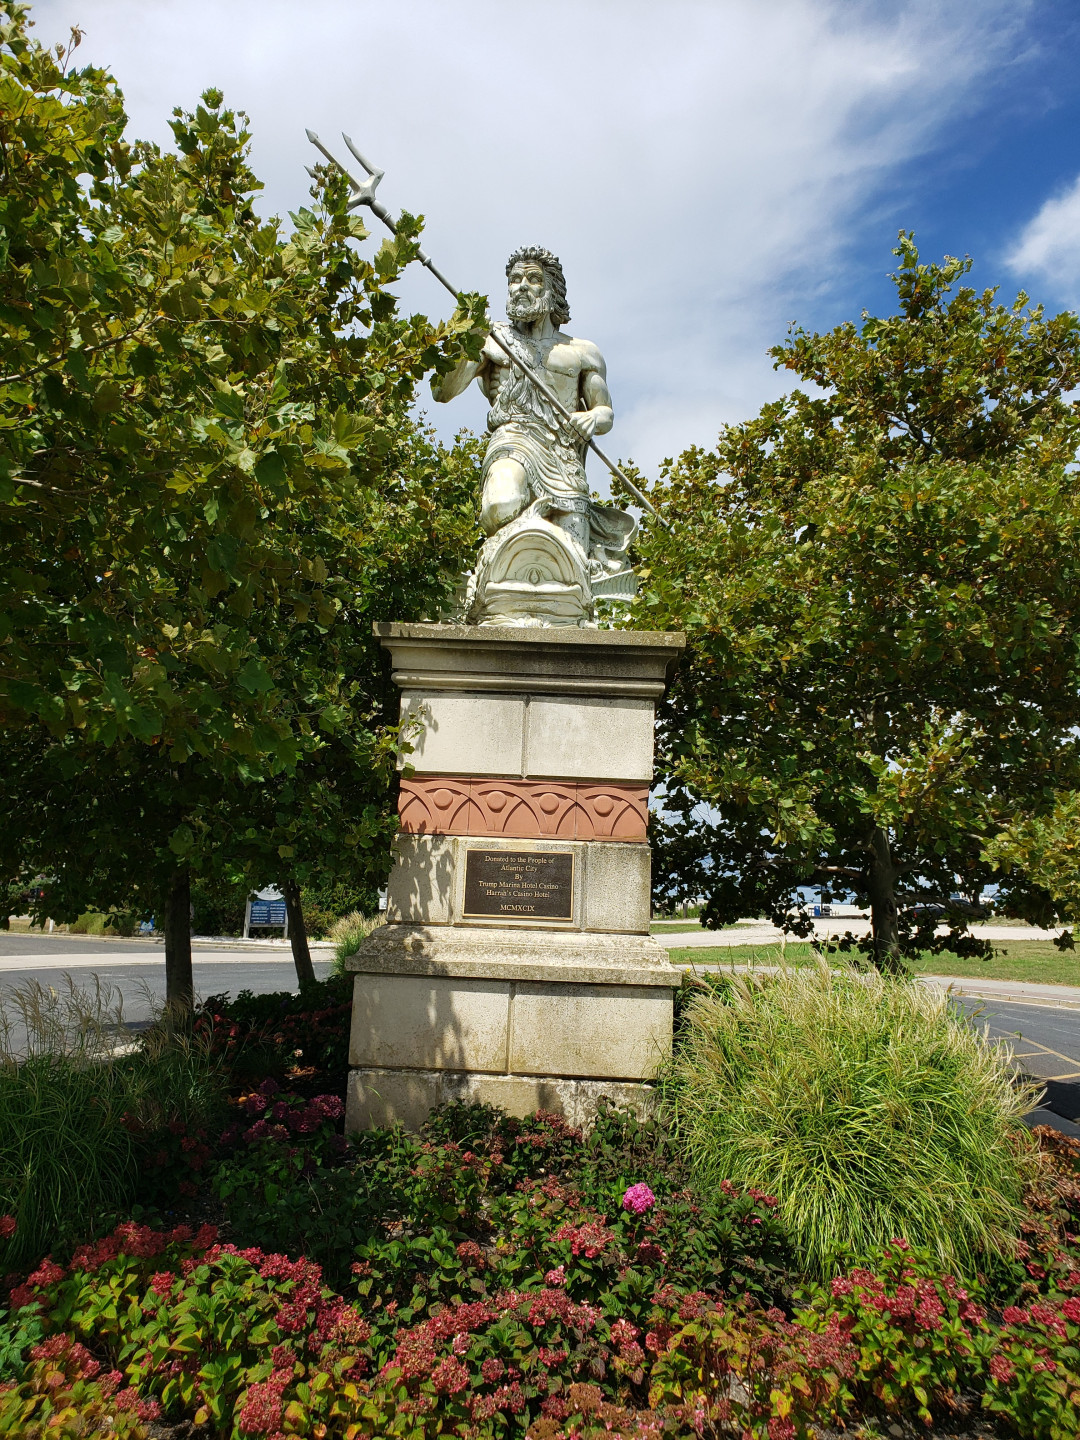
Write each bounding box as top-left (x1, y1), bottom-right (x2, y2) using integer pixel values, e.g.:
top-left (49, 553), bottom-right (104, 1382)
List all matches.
top-left (306, 130), bottom-right (664, 525)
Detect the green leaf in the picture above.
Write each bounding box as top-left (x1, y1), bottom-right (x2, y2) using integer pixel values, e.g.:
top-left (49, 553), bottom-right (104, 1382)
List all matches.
top-left (237, 659), bottom-right (274, 694)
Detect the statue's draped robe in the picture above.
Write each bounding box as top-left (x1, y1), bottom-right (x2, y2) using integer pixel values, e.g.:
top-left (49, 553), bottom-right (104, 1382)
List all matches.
top-left (482, 325), bottom-right (635, 564)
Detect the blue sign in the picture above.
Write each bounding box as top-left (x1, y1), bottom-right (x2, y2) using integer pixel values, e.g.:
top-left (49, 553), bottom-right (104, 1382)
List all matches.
top-left (249, 900), bottom-right (287, 927)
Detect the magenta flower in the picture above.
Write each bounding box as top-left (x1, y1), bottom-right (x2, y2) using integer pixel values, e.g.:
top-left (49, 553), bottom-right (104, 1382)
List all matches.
top-left (621, 1183), bottom-right (656, 1215)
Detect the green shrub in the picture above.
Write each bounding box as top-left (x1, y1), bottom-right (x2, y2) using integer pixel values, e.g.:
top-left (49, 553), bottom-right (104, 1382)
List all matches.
top-left (666, 962), bottom-right (1038, 1277)
top-left (189, 876), bottom-right (247, 937)
top-left (0, 979), bottom-right (226, 1269)
top-left (68, 909), bottom-right (136, 936)
top-left (328, 908), bottom-right (378, 970)
top-left (301, 878), bottom-right (382, 940)
top-left (69, 910), bottom-right (105, 934)
top-left (211, 1098), bottom-right (794, 1306)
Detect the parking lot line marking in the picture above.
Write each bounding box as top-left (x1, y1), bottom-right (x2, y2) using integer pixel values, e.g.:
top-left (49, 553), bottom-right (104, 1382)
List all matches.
top-left (993, 1037), bottom-right (1080, 1066)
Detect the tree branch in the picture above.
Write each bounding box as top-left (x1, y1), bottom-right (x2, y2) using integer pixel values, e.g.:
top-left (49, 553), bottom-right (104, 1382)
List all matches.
top-left (811, 865), bottom-right (865, 881)
top-left (0, 315), bottom-right (157, 388)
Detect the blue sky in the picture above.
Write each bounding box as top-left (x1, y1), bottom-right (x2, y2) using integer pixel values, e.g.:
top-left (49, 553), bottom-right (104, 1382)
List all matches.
top-left (34, 0), bottom-right (1080, 480)
top-left (851, 0), bottom-right (1080, 319)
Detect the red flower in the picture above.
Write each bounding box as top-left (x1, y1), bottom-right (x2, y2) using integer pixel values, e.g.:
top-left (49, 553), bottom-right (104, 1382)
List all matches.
top-left (237, 1375), bottom-right (288, 1434)
top-left (148, 1271), bottom-right (175, 1297)
top-left (456, 1240), bottom-right (486, 1269)
top-left (0, 1216), bottom-right (16, 1239)
top-left (27, 1259), bottom-right (64, 1288)
top-left (551, 1218), bottom-right (611, 1258)
top-left (431, 1356), bottom-right (469, 1395)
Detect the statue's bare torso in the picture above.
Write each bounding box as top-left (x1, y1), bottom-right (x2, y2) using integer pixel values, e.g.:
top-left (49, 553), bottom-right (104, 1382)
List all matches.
top-left (476, 329), bottom-right (607, 419)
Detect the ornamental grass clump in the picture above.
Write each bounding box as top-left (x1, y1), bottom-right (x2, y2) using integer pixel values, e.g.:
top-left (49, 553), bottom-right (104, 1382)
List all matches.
top-left (667, 962), bottom-right (1039, 1277)
top-left (0, 977), bottom-right (225, 1269)
top-left (329, 910), bottom-right (378, 971)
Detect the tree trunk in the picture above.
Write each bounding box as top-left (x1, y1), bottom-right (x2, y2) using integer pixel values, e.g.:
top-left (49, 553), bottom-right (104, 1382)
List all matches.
top-left (866, 827), bottom-right (903, 973)
top-left (164, 865), bottom-right (193, 1021)
top-left (283, 879), bottom-right (316, 988)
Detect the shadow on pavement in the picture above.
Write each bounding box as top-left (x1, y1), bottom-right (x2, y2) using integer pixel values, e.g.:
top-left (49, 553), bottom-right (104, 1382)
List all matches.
top-left (1036, 1078), bottom-right (1080, 1125)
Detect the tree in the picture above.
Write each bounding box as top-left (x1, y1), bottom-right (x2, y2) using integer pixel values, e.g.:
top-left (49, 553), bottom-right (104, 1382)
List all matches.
top-left (983, 792), bottom-right (1080, 940)
top-left (638, 236), bottom-right (1080, 969)
top-left (0, 5), bottom-right (486, 1008)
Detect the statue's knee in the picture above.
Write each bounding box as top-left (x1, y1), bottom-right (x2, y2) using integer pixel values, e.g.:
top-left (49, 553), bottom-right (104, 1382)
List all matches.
top-left (481, 494), bottom-right (524, 535)
top-left (481, 462), bottom-right (529, 534)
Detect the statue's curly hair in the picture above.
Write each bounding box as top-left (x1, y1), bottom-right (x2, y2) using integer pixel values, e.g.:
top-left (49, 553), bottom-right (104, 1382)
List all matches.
top-left (505, 246), bottom-right (570, 326)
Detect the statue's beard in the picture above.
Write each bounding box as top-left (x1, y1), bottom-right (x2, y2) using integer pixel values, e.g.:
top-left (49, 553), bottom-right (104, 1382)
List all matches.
top-left (507, 289), bottom-right (552, 323)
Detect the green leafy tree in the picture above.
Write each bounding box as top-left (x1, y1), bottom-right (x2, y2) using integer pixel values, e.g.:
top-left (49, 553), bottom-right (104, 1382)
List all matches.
top-left (0, 4), bottom-right (486, 1006)
top-left (983, 791), bottom-right (1080, 938)
top-left (639, 236), bottom-right (1080, 968)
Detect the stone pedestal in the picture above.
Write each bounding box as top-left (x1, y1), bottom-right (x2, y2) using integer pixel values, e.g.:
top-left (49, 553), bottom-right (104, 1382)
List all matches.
top-left (345, 623), bottom-right (685, 1132)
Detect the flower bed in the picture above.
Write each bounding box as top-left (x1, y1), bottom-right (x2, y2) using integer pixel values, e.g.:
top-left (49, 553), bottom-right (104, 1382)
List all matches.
top-left (1, 1092), bottom-right (1080, 1437)
top-left (2, 977), bottom-right (1080, 1437)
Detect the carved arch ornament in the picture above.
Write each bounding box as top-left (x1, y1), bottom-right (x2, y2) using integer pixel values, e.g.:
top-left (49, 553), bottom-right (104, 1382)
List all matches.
top-left (398, 776), bottom-right (648, 842)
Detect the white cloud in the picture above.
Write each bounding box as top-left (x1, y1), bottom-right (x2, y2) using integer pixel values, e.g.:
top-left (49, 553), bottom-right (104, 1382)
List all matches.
top-left (1007, 173), bottom-right (1080, 307)
top-left (36, 0), bottom-right (1029, 479)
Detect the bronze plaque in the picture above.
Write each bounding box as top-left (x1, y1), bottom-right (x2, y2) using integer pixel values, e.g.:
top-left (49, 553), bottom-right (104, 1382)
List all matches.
top-left (463, 848), bottom-right (575, 920)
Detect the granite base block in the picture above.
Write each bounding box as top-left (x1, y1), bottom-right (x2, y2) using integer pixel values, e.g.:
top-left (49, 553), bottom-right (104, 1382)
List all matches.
top-left (347, 964), bottom-right (674, 1080)
top-left (346, 1067), bottom-right (658, 1132)
top-left (343, 924), bottom-right (678, 1132)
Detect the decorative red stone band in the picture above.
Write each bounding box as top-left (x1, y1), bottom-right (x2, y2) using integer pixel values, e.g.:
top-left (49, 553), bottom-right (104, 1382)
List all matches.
top-left (398, 776), bottom-right (649, 842)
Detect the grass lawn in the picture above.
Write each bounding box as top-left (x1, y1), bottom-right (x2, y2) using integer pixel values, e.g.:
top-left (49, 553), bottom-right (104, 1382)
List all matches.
top-left (650, 921), bottom-right (705, 933)
top-left (667, 938), bottom-right (1080, 987)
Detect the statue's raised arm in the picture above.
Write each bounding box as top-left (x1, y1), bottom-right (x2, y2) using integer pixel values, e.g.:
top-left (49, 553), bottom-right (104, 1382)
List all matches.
top-left (435, 247), bottom-right (636, 628)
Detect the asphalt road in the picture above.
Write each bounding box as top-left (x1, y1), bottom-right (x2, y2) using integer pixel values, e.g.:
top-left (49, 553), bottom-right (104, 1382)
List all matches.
top-left (958, 996), bottom-right (1080, 1128)
top-left (0, 933), bottom-right (333, 1032)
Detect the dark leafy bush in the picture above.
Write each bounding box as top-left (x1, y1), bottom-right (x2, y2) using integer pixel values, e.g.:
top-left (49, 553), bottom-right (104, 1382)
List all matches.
top-left (190, 875), bottom-right (249, 937)
top-left (301, 877), bottom-right (382, 938)
top-left (195, 976), bottom-right (352, 1087)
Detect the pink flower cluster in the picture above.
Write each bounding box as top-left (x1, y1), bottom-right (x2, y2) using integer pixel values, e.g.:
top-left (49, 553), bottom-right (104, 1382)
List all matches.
top-left (551, 1217), bottom-right (612, 1258)
top-left (622, 1183), bottom-right (657, 1215)
top-left (828, 1258), bottom-right (985, 1335)
top-left (239, 1083), bottom-right (345, 1143)
top-left (385, 1289), bottom-right (601, 1390)
top-left (27, 1335), bottom-right (161, 1422)
top-left (236, 1370), bottom-right (291, 1434)
top-left (8, 1221), bottom-right (219, 1311)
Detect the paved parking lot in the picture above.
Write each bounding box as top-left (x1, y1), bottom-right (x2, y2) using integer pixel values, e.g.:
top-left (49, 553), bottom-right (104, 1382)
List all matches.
top-left (958, 995), bottom-right (1080, 1130)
